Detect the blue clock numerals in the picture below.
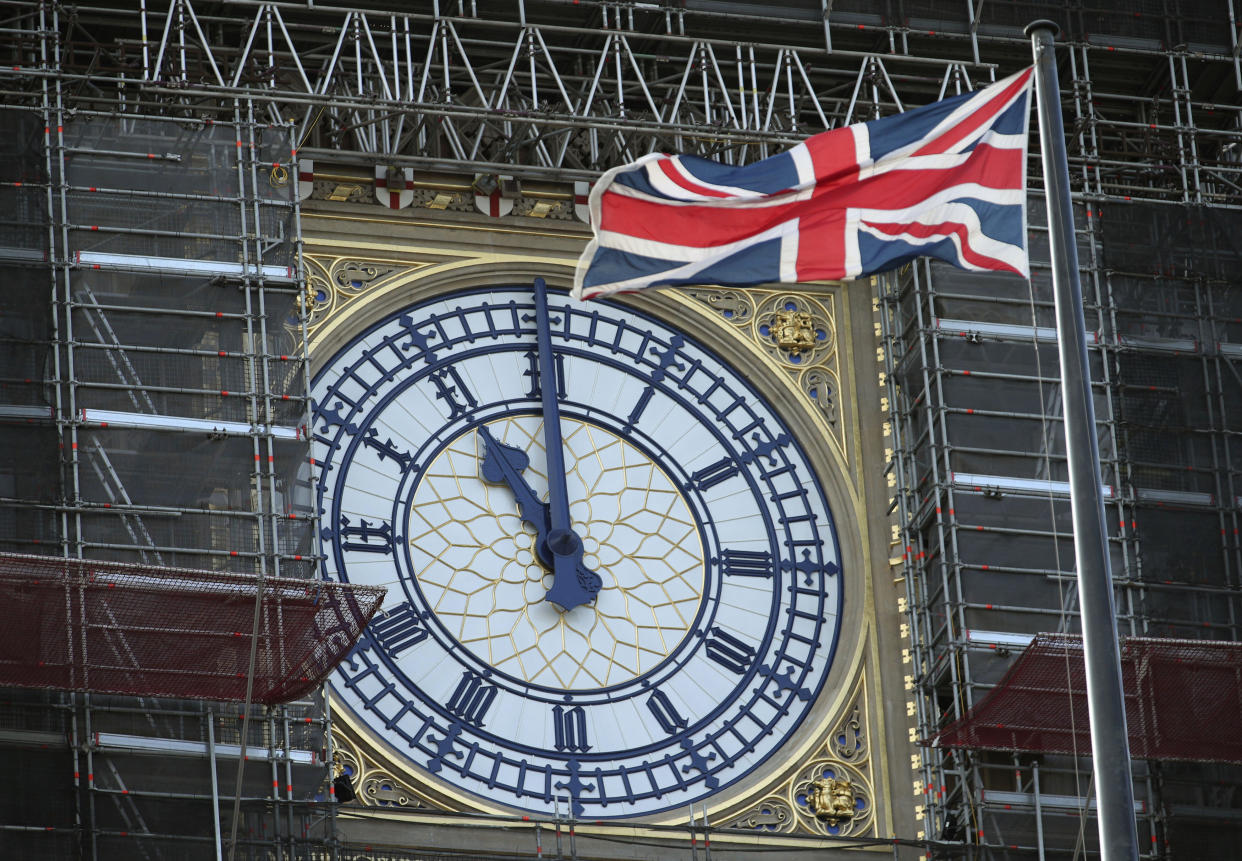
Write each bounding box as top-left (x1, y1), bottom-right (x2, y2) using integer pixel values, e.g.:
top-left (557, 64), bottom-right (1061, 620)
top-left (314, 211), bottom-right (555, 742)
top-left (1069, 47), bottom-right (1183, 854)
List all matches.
top-left (552, 705), bottom-right (591, 752)
top-left (717, 549), bottom-right (774, 579)
top-left (332, 515), bottom-right (394, 555)
top-left (446, 672), bottom-right (498, 727)
top-left (369, 603), bottom-right (429, 655)
top-left (429, 366), bottom-right (478, 419)
top-left (361, 427), bottom-right (414, 468)
top-left (523, 349), bottom-right (567, 400)
top-left (688, 455), bottom-right (739, 491)
top-left (646, 689), bottom-right (689, 734)
top-left (313, 285), bottom-right (844, 820)
top-left (703, 628), bottom-right (758, 675)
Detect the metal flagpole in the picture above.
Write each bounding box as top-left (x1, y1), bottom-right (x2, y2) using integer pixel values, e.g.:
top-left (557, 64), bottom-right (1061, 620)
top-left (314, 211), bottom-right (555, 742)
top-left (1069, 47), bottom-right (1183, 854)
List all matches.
top-left (1025, 20), bottom-right (1140, 861)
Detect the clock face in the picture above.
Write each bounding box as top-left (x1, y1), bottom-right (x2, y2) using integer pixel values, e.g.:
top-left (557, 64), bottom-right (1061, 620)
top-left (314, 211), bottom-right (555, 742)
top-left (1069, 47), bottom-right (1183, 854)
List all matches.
top-left (313, 284), bottom-right (843, 819)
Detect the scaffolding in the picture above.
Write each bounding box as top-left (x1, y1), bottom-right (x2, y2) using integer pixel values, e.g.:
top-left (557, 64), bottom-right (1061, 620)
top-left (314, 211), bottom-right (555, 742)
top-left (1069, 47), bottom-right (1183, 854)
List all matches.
top-left (881, 194), bottom-right (1242, 857)
top-left (1, 1), bottom-right (1242, 859)
top-left (0, 0), bottom-right (349, 854)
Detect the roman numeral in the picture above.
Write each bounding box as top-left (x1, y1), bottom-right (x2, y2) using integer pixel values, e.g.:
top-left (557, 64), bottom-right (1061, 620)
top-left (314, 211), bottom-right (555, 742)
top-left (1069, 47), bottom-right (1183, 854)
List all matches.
top-left (718, 549), bottom-right (773, 578)
top-left (625, 387), bottom-right (655, 429)
top-left (446, 671), bottom-right (497, 727)
top-left (430, 366), bottom-right (478, 420)
top-left (333, 516), bottom-right (393, 555)
top-left (369, 603), bottom-right (429, 655)
top-left (704, 627), bottom-right (756, 675)
top-left (690, 456), bottom-right (738, 491)
top-left (646, 689), bottom-right (688, 735)
top-left (523, 349), bottom-right (566, 400)
top-left (361, 427), bottom-right (413, 469)
top-left (625, 336), bottom-right (686, 429)
top-left (553, 705), bottom-right (591, 752)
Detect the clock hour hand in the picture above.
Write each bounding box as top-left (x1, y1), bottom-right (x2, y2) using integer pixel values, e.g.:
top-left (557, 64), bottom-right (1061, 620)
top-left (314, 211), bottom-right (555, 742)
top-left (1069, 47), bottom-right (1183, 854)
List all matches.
top-left (533, 277), bottom-right (601, 612)
top-left (477, 424), bottom-right (602, 611)
top-left (478, 425), bottom-right (549, 533)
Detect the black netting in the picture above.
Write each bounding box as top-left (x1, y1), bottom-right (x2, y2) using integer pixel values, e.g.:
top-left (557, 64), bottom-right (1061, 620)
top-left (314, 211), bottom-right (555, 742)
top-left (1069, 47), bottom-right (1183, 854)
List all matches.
top-left (3, 831), bottom-right (79, 861)
top-left (0, 266), bottom-right (53, 411)
top-left (72, 268), bottom-right (250, 315)
top-left (1135, 506), bottom-right (1230, 588)
top-left (0, 109), bottom-right (47, 254)
top-left (1109, 274), bottom-right (1202, 342)
top-left (72, 342), bottom-right (251, 394)
top-left (76, 428), bottom-right (255, 507)
top-left (1102, 202), bottom-right (1242, 280)
top-left (62, 119), bottom-right (241, 195)
top-left (61, 116), bottom-right (298, 267)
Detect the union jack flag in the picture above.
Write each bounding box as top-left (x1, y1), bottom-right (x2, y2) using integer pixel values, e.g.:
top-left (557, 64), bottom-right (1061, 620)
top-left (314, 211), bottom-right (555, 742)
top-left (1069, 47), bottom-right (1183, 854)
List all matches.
top-left (572, 67), bottom-right (1034, 301)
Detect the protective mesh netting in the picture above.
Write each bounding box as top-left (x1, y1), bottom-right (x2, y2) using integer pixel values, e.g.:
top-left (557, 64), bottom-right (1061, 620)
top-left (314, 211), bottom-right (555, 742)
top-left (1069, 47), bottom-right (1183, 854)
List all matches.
top-left (0, 553), bottom-right (383, 705)
top-left (932, 632), bottom-right (1242, 763)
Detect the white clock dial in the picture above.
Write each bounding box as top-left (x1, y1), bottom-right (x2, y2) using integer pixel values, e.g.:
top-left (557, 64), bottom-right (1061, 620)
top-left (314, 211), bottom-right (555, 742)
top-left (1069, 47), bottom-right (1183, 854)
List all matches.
top-left (314, 283), bottom-right (843, 819)
top-left (409, 416), bottom-right (704, 688)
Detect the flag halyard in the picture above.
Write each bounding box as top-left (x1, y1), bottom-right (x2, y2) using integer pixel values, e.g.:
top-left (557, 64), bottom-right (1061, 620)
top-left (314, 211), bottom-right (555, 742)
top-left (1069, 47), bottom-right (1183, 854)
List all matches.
top-left (572, 66), bottom-right (1034, 301)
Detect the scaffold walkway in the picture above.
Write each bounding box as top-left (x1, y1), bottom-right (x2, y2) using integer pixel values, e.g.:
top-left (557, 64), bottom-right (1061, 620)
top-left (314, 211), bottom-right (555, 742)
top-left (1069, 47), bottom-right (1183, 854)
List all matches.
top-left (0, 553), bottom-right (383, 705)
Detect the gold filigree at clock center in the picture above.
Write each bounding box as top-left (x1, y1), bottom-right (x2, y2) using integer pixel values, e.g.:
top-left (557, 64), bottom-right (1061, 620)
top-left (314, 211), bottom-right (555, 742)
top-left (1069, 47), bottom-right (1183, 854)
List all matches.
top-left (407, 416), bottom-right (705, 689)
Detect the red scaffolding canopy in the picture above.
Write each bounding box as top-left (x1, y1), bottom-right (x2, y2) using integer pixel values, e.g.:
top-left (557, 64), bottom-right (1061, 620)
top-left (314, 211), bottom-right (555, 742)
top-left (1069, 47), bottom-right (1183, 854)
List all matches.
top-left (0, 553), bottom-right (384, 705)
top-left (932, 632), bottom-right (1242, 764)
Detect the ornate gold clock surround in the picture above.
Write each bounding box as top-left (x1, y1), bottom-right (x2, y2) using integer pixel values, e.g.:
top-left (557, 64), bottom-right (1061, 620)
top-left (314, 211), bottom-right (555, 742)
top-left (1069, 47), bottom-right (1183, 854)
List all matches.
top-left (302, 204), bottom-right (911, 841)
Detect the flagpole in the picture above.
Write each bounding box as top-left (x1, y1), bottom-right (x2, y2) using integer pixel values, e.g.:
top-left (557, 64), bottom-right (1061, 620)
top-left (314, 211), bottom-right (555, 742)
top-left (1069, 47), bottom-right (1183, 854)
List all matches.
top-left (1025, 20), bottom-right (1140, 861)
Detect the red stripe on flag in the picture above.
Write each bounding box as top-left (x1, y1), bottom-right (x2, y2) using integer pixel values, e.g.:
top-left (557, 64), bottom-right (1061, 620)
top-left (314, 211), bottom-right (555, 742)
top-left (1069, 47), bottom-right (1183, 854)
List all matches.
top-left (601, 142), bottom-right (1020, 247)
top-left (863, 219), bottom-right (1022, 273)
top-left (658, 159), bottom-right (734, 198)
top-left (912, 68), bottom-right (1032, 157)
top-left (829, 144), bottom-right (1025, 209)
top-left (796, 128), bottom-right (857, 281)
top-left (803, 126), bottom-right (862, 185)
top-left (600, 192), bottom-right (797, 247)
top-left (794, 208), bottom-right (849, 281)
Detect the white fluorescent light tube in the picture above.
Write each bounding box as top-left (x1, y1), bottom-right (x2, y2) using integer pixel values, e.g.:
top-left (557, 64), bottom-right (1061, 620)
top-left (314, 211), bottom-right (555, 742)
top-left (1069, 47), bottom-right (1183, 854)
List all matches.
top-left (75, 250), bottom-right (294, 280)
top-left (950, 472), bottom-right (1114, 499)
top-left (964, 629), bottom-right (1036, 648)
top-left (935, 318), bottom-right (1101, 345)
top-left (95, 732), bottom-right (316, 763)
top-left (0, 405), bottom-right (54, 420)
top-left (80, 407), bottom-right (300, 440)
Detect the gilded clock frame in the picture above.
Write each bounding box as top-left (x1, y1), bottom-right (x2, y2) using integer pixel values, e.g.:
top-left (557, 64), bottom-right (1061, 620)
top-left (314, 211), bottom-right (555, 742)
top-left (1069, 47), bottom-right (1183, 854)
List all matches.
top-left (302, 205), bottom-right (910, 839)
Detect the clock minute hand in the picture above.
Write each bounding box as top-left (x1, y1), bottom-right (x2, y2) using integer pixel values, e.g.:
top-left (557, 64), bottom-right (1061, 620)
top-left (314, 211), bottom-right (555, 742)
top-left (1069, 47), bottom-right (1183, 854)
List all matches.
top-left (533, 277), bottom-right (601, 612)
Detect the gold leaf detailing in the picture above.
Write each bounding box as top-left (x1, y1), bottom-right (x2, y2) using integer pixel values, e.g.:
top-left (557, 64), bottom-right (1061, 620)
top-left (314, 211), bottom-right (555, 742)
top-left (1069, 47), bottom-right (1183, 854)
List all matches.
top-left (726, 796), bottom-right (796, 833)
top-left (685, 288), bottom-right (754, 325)
top-left (754, 294), bottom-right (834, 368)
top-left (801, 368), bottom-right (838, 426)
top-left (830, 703), bottom-right (866, 763)
top-left (334, 261), bottom-right (395, 290)
top-left (361, 771), bottom-right (422, 808)
top-left (299, 255), bottom-right (412, 339)
top-left (791, 761), bottom-right (873, 836)
top-left (805, 777), bottom-right (859, 826)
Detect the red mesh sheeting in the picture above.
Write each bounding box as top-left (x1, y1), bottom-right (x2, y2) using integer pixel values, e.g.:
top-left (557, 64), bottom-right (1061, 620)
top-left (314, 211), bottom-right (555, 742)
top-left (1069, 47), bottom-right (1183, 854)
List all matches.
top-left (932, 633), bottom-right (1242, 763)
top-left (0, 553), bottom-right (384, 705)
